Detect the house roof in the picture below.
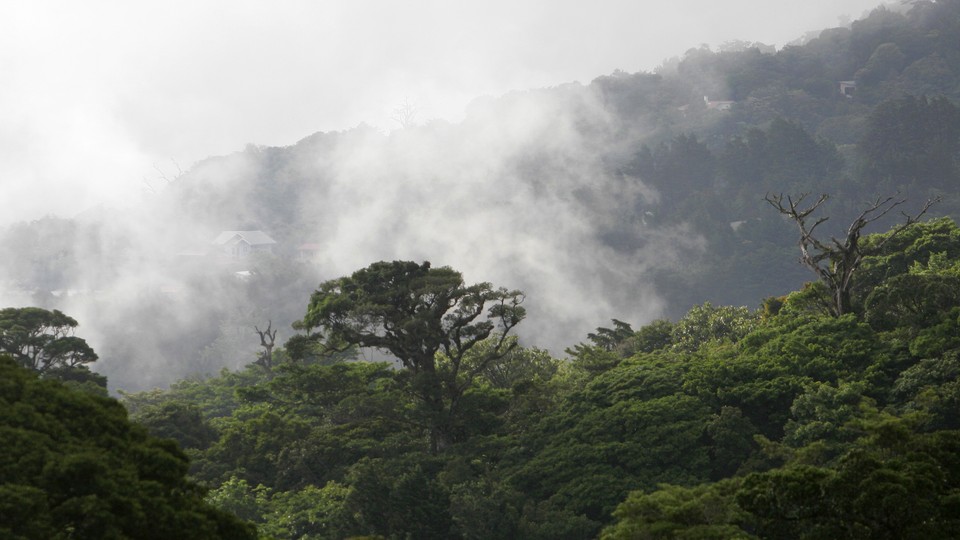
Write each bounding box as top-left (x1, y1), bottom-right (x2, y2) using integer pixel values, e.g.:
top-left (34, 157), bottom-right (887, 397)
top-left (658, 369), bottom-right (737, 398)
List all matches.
top-left (212, 230), bottom-right (277, 246)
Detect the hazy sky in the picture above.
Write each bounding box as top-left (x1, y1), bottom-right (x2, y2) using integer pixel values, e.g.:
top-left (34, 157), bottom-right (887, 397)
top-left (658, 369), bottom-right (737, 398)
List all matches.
top-left (1, 0), bottom-right (884, 223)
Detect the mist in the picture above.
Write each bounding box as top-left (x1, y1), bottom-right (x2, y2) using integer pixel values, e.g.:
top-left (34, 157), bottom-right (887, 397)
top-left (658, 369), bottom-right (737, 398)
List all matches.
top-left (1, 1), bottom-right (883, 223)
top-left (0, 1), bottom-right (888, 390)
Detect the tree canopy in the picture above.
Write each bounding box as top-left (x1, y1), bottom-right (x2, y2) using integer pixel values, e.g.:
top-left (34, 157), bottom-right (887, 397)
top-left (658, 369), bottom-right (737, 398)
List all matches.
top-left (298, 260), bottom-right (525, 453)
top-left (0, 355), bottom-right (256, 539)
top-left (0, 307), bottom-right (98, 373)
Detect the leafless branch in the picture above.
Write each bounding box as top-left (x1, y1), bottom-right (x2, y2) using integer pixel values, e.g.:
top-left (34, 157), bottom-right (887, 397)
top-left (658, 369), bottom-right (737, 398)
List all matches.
top-left (153, 159), bottom-right (184, 184)
top-left (872, 195), bottom-right (941, 250)
top-left (254, 321), bottom-right (278, 368)
top-left (766, 192), bottom-right (939, 316)
top-left (390, 98), bottom-right (419, 129)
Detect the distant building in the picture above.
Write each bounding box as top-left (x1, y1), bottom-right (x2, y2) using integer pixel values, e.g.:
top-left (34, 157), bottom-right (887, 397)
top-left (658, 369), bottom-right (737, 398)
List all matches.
top-left (297, 242), bottom-right (323, 261)
top-left (233, 270), bottom-right (254, 281)
top-left (704, 96), bottom-right (735, 111)
top-left (212, 230), bottom-right (277, 258)
top-left (839, 80), bottom-right (857, 97)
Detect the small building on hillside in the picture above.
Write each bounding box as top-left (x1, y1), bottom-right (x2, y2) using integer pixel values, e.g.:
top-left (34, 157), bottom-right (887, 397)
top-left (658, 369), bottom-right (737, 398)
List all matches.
top-left (839, 80), bottom-right (857, 97)
top-left (297, 243), bottom-right (323, 261)
top-left (704, 96), bottom-right (735, 111)
top-left (212, 230), bottom-right (277, 258)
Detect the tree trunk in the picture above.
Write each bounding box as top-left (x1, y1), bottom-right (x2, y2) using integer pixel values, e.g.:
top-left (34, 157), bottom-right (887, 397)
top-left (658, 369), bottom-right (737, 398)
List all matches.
top-left (836, 287), bottom-right (852, 317)
top-left (416, 358), bottom-right (448, 455)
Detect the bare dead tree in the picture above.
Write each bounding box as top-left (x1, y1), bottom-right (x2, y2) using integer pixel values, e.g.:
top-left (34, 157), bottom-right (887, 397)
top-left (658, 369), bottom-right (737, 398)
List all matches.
top-left (765, 193), bottom-right (938, 316)
top-left (153, 159), bottom-right (183, 185)
top-left (142, 159), bottom-right (184, 195)
top-left (254, 321), bottom-right (278, 368)
top-left (390, 98), bottom-right (419, 129)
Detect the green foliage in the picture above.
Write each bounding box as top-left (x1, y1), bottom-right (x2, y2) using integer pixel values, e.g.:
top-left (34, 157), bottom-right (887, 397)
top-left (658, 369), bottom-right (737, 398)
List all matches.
top-left (891, 351), bottom-right (960, 430)
top-left (706, 407), bottom-right (760, 480)
top-left (121, 218), bottom-right (960, 538)
top-left (779, 282), bottom-right (835, 318)
top-left (608, 421), bottom-right (960, 539)
top-left (620, 319), bottom-right (675, 356)
top-left (858, 95), bottom-right (960, 190)
top-left (133, 401), bottom-right (217, 450)
top-left (299, 260), bottom-right (525, 454)
top-left (720, 118), bottom-right (841, 197)
top-left (0, 307), bottom-right (99, 381)
top-left (472, 335), bottom-right (559, 390)
top-left (565, 343), bottom-right (622, 375)
top-left (566, 319), bottom-right (675, 372)
top-left (672, 303), bottom-right (759, 352)
top-left (744, 314), bottom-right (883, 379)
top-left (446, 476), bottom-right (525, 540)
top-left (865, 272), bottom-right (960, 332)
top-left (204, 476), bottom-right (268, 523)
top-left (684, 313), bottom-right (887, 439)
top-left (631, 134), bottom-right (717, 209)
top-left (908, 306), bottom-right (960, 358)
top-left (301, 262), bottom-right (525, 366)
top-left (602, 481), bottom-right (754, 540)
top-left (782, 382), bottom-right (875, 454)
top-left (585, 319), bottom-right (636, 352)
top-left (203, 403), bottom-right (314, 487)
top-left (515, 499), bottom-right (600, 540)
top-left (264, 481), bottom-right (356, 540)
top-left (738, 420), bottom-right (960, 539)
top-left (856, 218), bottom-right (960, 298)
top-left (510, 389), bottom-right (714, 525)
top-left (206, 476), bottom-right (357, 540)
top-left (0, 356), bottom-right (255, 539)
top-left (861, 228), bottom-right (960, 336)
top-left (342, 458), bottom-right (454, 540)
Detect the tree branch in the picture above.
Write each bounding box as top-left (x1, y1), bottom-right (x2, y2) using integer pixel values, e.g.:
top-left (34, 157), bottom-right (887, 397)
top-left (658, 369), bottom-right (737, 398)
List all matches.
top-left (766, 192), bottom-right (939, 316)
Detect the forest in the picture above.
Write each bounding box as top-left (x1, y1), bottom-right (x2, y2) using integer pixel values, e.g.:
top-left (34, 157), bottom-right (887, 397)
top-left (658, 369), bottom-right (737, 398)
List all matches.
top-left (4, 1), bottom-right (960, 538)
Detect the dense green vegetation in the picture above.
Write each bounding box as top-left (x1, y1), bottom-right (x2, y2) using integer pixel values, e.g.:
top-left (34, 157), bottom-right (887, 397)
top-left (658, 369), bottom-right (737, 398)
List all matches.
top-left (8, 214), bottom-right (960, 538)
top-left (0, 307), bottom-right (107, 394)
top-left (112, 218), bottom-right (960, 539)
top-left (3, 2), bottom-right (960, 538)
top-left (0, 356), bottom-right (256, 539)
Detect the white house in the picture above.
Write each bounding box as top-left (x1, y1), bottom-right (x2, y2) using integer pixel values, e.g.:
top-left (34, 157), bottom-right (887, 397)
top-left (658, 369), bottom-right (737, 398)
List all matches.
top-left (297, 242), bottom-right (322, 261)
top-left (212, 230), bottom-right (277, 258)
top-left (704, 96), bottom-right (735, 111)
top-left (839, 80), bottom-right (857, 97)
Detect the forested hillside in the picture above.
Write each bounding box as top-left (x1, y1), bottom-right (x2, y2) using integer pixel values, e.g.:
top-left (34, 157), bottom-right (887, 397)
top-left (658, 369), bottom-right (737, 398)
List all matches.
top-left (6, 215), bottom-right (960, 538)
top-left (4, 2), bottom-right (960, 538)
top-left (113, 216), bottom-right (960, 538)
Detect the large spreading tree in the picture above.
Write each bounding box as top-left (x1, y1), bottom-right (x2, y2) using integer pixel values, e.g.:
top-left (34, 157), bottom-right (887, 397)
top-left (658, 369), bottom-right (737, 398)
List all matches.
top-left (297, 260), bottom-right (525, 453)
top-left (0, 307), bottom-right (106, 392)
